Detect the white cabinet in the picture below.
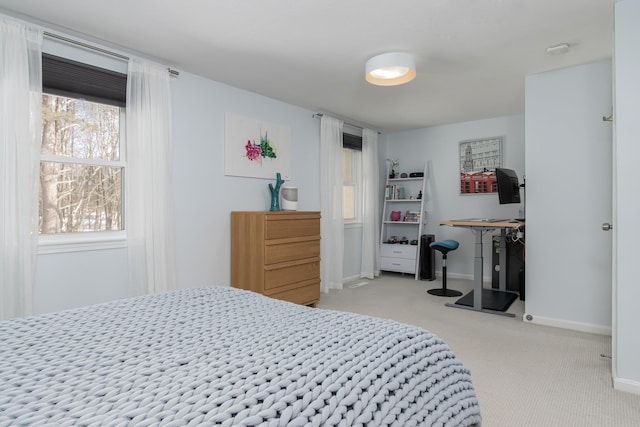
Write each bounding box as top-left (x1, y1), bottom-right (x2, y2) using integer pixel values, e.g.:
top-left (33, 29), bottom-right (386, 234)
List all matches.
top-left (379, 164), bottom-right (427, 278)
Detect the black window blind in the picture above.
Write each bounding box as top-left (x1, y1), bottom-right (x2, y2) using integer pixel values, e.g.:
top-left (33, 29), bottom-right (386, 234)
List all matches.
top-left (343, 132), bottom-right (362, 151)
top-left (42, 53), bottom-right (127, 107)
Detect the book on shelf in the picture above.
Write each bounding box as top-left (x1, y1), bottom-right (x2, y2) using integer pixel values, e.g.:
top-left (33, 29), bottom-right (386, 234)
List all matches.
top-left (403, 210), bottom-right (421, 222)
top-left (385, 185), bottom-right (405, 200)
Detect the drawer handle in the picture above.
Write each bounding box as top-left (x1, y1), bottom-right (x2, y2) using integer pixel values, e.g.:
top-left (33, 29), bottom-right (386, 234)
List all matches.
top-left (392, 263), bottom-right (401, 266)
top-left (392, 250), bottom-right (402, 254)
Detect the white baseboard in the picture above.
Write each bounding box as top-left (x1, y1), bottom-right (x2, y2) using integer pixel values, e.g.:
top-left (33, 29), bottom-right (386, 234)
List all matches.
top-left (342, 274), bottom-right (361, 284)
top-left (613, 376), bottom-right (640, 395)
top-left (523, 313), bottom-right (611, 336)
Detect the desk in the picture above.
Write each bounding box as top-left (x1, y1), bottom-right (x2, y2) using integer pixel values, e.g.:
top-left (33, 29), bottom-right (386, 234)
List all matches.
top-left (440, 219), bottom-right (524, 317)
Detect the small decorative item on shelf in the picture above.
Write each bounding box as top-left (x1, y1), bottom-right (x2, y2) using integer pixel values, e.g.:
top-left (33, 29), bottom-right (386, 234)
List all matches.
top-left (390, 210), bottom-right (402, 221)
top-left (410, 239), bottom-right (419, 245)
top-left (417, 190), bottom-right (422, 199)
top-left (268, 172), bottom-right (284, 211)
top-left (400, 172), bottom-right (408, 178)
top-left (387, 235), bottom-right (399, 244)
top-left (387, 158), bottom-right (399, 179)
top-left (399, 236), bottom-right (409, 244)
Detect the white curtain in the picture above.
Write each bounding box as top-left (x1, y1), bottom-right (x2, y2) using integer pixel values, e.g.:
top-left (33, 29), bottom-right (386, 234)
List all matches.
top-left (320, 116), bottom-right (344, 292)
top-left (360, 128), bottom-right (380, 279)
top-left (0, 19), bottom-right (42, 320)
top-left (126, 59), bottom-right (176, 296)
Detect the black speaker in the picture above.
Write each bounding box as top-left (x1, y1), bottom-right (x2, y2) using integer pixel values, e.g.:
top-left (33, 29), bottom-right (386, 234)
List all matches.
top-left (420, 234), bottom-right (436, 280)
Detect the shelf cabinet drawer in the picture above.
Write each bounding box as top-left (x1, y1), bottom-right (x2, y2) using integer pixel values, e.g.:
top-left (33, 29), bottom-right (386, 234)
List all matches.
top-left (379, 256), bottom-right (416, 274)
top-left (380, 244), bottom-right (417, 259)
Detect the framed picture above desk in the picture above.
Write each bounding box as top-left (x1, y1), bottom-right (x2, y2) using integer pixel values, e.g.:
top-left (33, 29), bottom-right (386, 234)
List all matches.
top-left (440, 219), bottom-right (525, 317)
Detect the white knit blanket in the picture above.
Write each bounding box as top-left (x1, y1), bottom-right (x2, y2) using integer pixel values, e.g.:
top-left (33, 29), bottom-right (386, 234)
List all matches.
top-left (0, 287), bottom-right (482, 426)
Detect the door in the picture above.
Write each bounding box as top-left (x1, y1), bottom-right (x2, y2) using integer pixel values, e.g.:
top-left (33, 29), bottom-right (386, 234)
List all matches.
top-left (524, 60), bottom-right (612, 331)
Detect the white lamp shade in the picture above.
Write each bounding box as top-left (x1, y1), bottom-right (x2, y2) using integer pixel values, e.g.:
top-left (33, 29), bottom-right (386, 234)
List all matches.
top-left (281, 186), bottom-right (298, 211)
top-left (366, 52), bottom-right (416, 86)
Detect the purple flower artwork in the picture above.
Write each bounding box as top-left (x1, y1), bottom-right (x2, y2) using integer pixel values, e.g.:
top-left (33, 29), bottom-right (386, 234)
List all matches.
top-left (244, 132), bottom-right (277, 164)
top-left (225, 113), bottom-right (291, 179)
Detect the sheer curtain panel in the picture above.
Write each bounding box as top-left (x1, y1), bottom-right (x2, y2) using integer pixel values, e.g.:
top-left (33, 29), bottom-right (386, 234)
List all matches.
top-left (320, 115), bottom-right (344, 292)
top-left (360, 128), bottom-right (380, 279)
top-left (0, 19), bottom-right (42, 320)
top-left (126, 59), bottom-right (176, 296)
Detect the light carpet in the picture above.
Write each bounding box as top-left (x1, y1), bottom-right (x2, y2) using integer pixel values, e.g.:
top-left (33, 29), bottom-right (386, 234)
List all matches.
top-left (316, 273), bottom-right (640, 427)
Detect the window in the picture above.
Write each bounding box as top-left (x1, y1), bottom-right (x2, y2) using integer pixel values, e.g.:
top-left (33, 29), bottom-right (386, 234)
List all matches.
top-left (39, 54), bottom-right (127, 236)
top-left (342, 132), bottom-right (362, 223)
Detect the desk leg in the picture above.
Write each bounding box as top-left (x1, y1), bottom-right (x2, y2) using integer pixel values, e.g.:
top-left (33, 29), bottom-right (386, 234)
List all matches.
top-left (445, 228), bottom-right (484, 312)
top-left (499, 229), bottom-right (507, 291)
top-left (473, 228), bottom-right (483, 310)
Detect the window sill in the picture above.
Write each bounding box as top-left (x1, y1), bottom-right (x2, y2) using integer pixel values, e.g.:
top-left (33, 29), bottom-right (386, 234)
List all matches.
top-left (38, 231), bottom-right (127, 254)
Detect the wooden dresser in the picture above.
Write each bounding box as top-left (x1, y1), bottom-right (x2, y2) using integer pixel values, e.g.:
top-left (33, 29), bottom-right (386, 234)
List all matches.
top-left (231, 211), bottom-right (321, 306)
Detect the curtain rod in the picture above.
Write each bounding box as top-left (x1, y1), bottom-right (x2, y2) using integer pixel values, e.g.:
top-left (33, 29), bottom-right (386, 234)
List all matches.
top-left (313, 113), bottom-right (363, 131)
top-left (313, 113), bottom-right (380, 134)
top-left (43, 31), bottom-right (180, 77)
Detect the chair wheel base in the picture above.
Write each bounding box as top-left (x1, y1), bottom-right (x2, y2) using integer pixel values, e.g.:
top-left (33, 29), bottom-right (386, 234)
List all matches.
top-left (427, 288), bottom-right (463, 297)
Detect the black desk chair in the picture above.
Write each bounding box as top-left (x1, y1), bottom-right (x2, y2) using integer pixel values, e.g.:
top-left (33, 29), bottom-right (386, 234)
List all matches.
top-left (428, 240), bottom-right (463, 297)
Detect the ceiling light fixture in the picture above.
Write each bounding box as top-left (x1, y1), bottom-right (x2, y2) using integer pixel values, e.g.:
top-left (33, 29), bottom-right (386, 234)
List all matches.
top-left (365, 52), bottom-right (416, 86)
top-left (546, 43), bottom-right (570, 56)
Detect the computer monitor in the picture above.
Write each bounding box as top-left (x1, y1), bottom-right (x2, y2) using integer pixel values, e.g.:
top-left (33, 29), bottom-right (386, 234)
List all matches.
top-left (495, 168), bottom-right (521, 204)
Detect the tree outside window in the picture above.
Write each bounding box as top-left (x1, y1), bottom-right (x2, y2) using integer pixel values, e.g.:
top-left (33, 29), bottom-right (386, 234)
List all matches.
top-left (39, 94), bottom-right (124, 234)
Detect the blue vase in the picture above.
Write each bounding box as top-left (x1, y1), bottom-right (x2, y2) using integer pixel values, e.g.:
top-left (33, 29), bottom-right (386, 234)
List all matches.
top-left (270, 191), bottom-right (280, 211)
top-left (269, 172), bottom-right (283, 211)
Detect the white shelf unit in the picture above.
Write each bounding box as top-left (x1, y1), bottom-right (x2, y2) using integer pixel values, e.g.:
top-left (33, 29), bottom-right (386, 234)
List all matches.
top-left (379, 164), bottom-right (427, 278)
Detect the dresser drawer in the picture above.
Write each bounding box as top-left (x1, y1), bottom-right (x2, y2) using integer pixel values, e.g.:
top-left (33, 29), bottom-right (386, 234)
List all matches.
top-left (379, 256), bottom-right (416, 273)
top-left (380, 244), bottom-right (417, 259)
top-left (264, 259), bottom-right (319, 290)
top-left (265, 238), bottom-right (320, 264)
top-left (265, 218), bottom-right (320, 240)
top-left (266, 281), bottom-right (320, 306)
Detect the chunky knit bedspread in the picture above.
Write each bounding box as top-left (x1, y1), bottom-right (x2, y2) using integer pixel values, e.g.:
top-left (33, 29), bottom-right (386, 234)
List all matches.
top-left (0, 286), bottom-right (481, 427)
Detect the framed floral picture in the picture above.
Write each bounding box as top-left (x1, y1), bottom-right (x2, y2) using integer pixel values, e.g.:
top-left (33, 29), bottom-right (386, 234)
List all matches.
top-left (459, 136), bottom-right (502, 194)
top-left (224, 112), bottom-right (292, 179)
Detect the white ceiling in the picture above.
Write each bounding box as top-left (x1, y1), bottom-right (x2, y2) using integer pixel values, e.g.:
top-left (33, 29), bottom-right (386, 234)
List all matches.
top-left (0, 0), bottom-right (616, 131)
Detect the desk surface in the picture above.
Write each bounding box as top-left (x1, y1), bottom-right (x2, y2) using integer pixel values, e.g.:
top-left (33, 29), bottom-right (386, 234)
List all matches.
top-left (440, 219), bottom-right (523, 228)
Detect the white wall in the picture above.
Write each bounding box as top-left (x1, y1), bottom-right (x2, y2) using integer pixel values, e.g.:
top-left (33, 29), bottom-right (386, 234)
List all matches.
top-left (171, 72), bottom-right (320, 290)
top-left (382, 115), bottom-right (525, 280)
top-left (343, 226), bottom-right (363, 281)
top-left (613, 0), bottom-right (640, 394)
top-left (32, 28), bottom-right (321, 314)
top-left (524, 60), bottom-right (612, 333)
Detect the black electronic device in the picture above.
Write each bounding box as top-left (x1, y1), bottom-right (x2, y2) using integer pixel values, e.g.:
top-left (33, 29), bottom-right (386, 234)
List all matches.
top-left (419, 234), bottom-right (435, 281)
top-left (495, 168), bottom-right (521, 204)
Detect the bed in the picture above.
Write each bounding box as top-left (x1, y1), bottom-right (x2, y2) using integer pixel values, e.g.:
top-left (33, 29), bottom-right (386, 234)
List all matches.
top-left (0, 286), bottom-right (481, 426)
